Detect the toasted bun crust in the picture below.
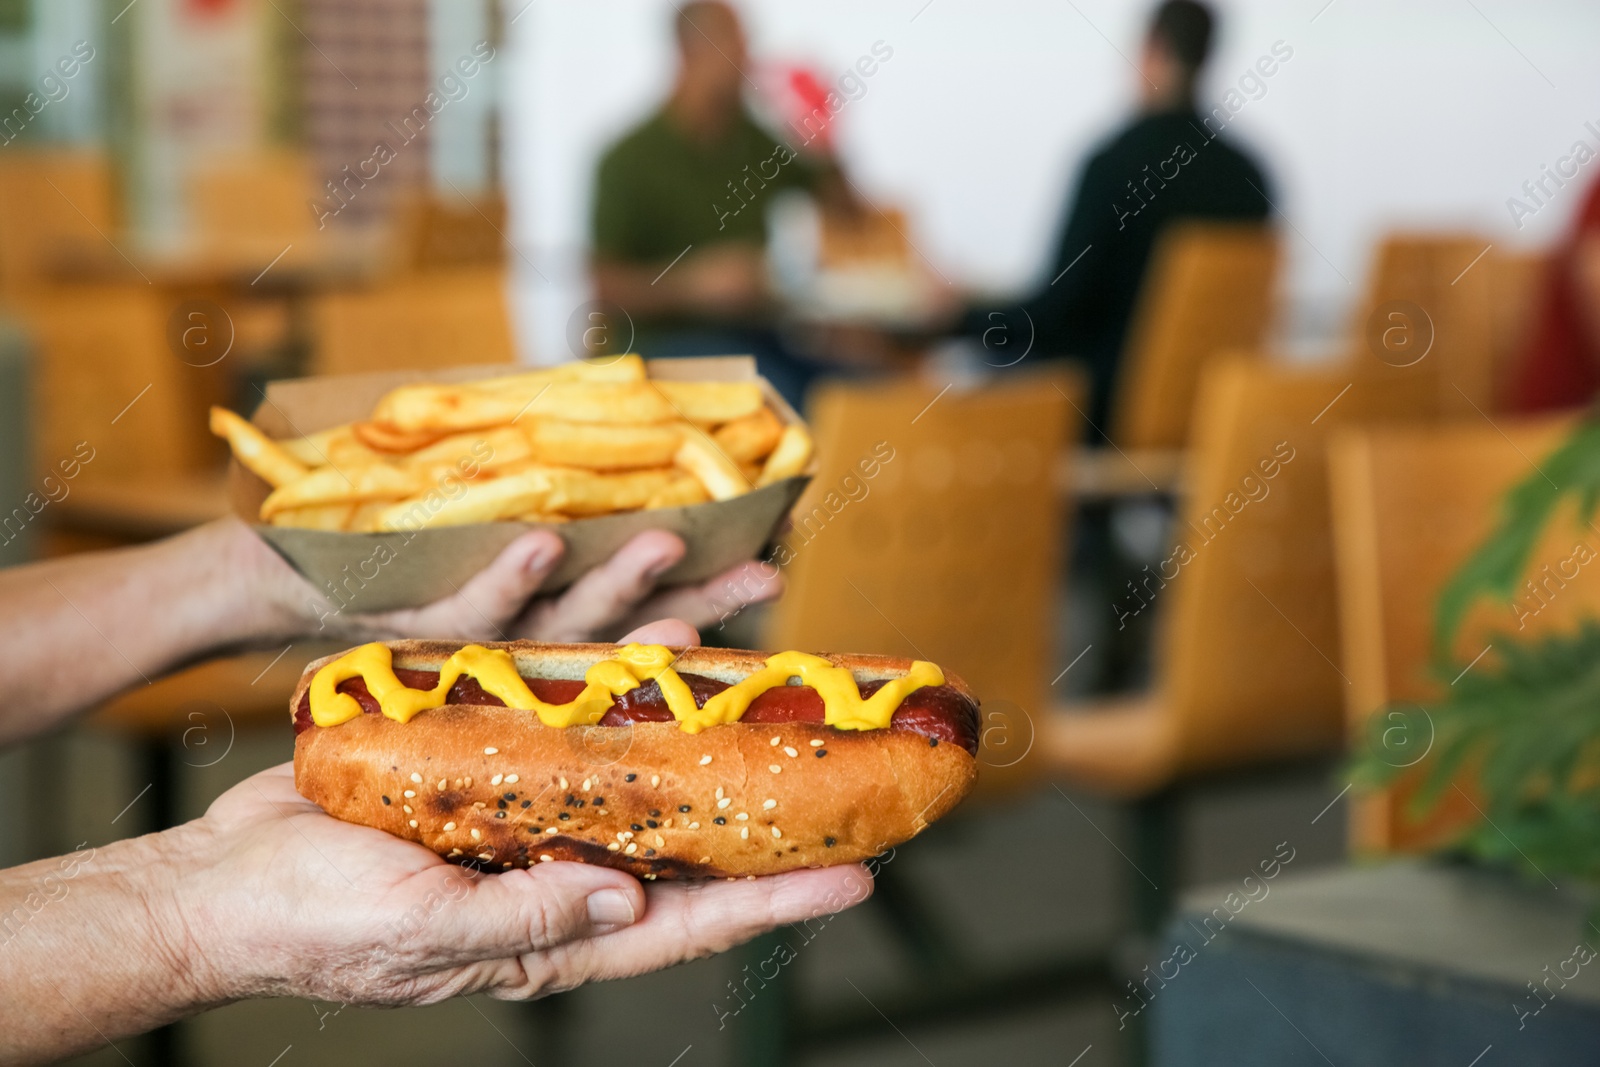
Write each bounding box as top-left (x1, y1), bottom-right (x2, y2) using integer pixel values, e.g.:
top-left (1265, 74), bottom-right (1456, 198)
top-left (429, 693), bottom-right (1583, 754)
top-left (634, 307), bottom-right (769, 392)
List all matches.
top-left (290, 641), bottom-right (977, 878)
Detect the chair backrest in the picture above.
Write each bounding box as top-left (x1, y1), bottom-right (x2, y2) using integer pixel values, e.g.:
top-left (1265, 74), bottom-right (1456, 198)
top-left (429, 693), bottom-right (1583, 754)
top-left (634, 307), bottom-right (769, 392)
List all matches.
top-left (0, 150), bottom-right (117, 295)
top-left (190, 150), bottom-right (320, 254)
top-left (1110, 222), bottom-right (1279, 450)
top-left (1348, 231), bottom-right (1500, 414)
top-left (764, 369), bottom-right (1080, 790)
top-left (1328, 415), bottom-right (1585, 852)
top-left (390, 189), bottom-right (508, 272)
top-left (1155, 358), bottom-right (1437, 777)
top-left (308, 268), bottom-right (518, 375)
top-left (17, 283), bottom-right (204, 487)
top-left (1483, 247), bottom-right (1547, 405)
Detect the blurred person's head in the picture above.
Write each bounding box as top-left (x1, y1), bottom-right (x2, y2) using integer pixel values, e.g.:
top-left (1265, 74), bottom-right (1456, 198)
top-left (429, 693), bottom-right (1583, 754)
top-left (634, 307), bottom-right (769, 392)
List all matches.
top-left (671, 1), bottom-right (748, 135)
top-left (1140, 0), bottom-right (1213, 109)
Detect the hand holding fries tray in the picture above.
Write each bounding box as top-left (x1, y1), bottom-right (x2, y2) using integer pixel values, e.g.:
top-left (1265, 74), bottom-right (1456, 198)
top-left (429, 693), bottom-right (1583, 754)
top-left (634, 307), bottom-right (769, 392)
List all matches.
top-left (221, 356), bottom-right (814, 613)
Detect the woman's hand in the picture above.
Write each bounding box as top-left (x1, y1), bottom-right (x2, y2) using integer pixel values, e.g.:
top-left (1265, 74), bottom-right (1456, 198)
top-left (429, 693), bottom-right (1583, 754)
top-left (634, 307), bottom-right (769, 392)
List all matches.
top-left (227, 517), bottom-right (780, 645)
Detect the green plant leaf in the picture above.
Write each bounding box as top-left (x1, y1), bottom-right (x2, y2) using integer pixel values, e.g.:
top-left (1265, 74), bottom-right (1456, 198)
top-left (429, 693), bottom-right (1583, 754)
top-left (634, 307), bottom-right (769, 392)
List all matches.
top-left (1433, 419), bottom-right (1600, 659)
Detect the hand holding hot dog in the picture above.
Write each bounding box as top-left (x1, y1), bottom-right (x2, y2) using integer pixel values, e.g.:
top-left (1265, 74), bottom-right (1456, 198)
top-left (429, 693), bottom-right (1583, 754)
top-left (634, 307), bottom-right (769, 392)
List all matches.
top-left (0, 621), bottom-right (874, 1062)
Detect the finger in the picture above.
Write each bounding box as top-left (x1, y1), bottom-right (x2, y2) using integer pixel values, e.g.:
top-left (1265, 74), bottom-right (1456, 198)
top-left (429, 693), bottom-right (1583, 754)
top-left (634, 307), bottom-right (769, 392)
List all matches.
top-left (402, 530), bottom-right (565, 638)
top-left (617, 618), bottom-right (701, 648)
top-left (407, 861), bottom-right (645, 966)
top-left (615, 559), bottom-right (783, 635)
top-left (506, 864), bottom-right (873, 993)
top-left (521, 530), bottom-right (685, 642)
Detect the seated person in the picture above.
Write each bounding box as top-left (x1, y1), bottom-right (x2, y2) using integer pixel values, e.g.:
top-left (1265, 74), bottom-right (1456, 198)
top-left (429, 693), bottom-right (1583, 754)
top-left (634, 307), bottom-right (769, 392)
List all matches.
top-left (590, 0), bottom-right (852, 406)
top-left (967, 0), bottom-right (1273, 432)
top-left (1512, 173), bottom-right (1600, 411)
top-left (0, 520), bottom-right (868, 1060)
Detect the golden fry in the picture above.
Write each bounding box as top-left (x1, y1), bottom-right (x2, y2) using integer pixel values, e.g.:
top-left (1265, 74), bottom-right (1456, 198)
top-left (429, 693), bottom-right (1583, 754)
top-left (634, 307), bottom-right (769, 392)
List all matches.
top-left (674, 436), bottom-right (750, 502)
top-left (370, 359), bottom-right (648, 434)
top-left (278, 425), bottom-right (386, 469)
top-left (653, 381), bottom-right (764, 425)
top-left (511, 510), bottom-right (571, 525)
top-left (711, 407), bottom-right (784, 464)
top-left (344, 500), bottom-right (394, 533)
top-left (268, 503), bottom-right (354, 531)
top-left (473, 355), bottom-right (646, 391)
top-left (259, 464), bottom-right (424, 520)
top-left (402, 426), bottom-right (532, 473)
top-left (527, 419), bottom-right (683, 471)
top-left (209, 407), bottom-right (307, 488)
top-left (757, 424), bottom-right (814, 486)
top-left (352, 420), bottom-right (448, 453)
top-left (644, 473), bottom-right (712, 510)
top-left (278, 425), bottom-right (341, 466)
top-left (374, 468), bottom-right (554, 531)
top-left (541, 466), bottom-right (680, 516)
top-left (523, 381), bottom-right (681, 425)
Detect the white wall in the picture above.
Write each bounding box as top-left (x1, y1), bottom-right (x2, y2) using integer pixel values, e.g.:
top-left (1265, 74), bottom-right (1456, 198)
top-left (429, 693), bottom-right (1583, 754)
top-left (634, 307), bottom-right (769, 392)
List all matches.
top-left (503, 0), bottom-right (1600, 362)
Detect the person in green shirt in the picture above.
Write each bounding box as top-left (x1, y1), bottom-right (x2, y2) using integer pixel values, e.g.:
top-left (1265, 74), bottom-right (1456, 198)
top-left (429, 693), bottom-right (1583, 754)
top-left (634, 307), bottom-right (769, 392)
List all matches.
top-left (589, 0), bottom-right (849, 404)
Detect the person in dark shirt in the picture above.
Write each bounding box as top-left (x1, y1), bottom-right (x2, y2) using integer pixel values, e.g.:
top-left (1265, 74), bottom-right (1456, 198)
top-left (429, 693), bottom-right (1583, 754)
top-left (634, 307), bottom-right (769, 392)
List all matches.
top-left (590, 1), bottom-right (851, 403)
top-left (973, 0), bottom-right (1272, 430)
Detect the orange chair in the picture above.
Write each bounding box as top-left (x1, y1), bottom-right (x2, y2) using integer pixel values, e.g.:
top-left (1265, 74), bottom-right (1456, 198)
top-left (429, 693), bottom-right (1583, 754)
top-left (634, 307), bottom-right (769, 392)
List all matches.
top-left (309, 267), bottom-right (518, 375)
top-left (1328, 415), bottom-right (1587, 853)
top-left (15, 284), bottom-right (204, 488)
top-left (747, 368), bottom-right (1086, 1063)
top-left (1110, 222), bottom-right (1279, 449)
top-left (765, 368), bottom-right (1081, 793)
top-left (190, 150), bottom-right (322, 257)
top-left (390, 189), bottom-right (509, 272)
top-left (0, 149), bottom-right (118, 296)
top-left (1483, 247), bottom-right (1548, 405)
top-left (1048, 358), bottom-right (1438, 798)
top-left (1343, 231), bottom-right (1503, 413)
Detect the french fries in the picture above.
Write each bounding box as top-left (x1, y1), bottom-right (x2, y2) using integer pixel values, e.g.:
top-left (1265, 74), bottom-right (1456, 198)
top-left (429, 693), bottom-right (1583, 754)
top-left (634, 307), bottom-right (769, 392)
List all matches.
top-left (209, 356), bottom-right (814, 532)
top-left (528, 420), bottom-right (682, 471)
top-left (713, 407), bottom-right (784, 464)
top-left (653, 381), bottom-right (764, 425)
top-left (758, 425), bottom-right (815, 486)
top-left (675, 436), bottom-right (750, 502)
top-left (260, 465), bottom-right (423, 519)
top-left (375, 468), bottom-right (553, 531)
top-left (209, 407), bottom-right (306, 488)
top-left (539, 466), bottom-right (680, 516)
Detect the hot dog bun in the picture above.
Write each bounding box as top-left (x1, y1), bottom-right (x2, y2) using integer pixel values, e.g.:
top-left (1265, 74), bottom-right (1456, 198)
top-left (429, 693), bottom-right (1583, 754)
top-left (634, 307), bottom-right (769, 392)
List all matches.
top-left (291, 641), bottom-right (979, 878)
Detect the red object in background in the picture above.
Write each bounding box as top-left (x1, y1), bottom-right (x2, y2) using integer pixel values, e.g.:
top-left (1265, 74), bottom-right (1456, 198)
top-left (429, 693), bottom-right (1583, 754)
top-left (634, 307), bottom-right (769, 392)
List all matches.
top-left (1514, 177), bottom-right (1600, 412)
top-left (763, 63), bottom-right (835, 153)
top-left (184, 0), bottom-right (237, 17)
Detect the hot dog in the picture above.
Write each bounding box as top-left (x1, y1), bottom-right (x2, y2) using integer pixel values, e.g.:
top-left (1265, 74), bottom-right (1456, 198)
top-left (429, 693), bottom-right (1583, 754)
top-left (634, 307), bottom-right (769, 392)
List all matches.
top-left (291, 640), bottom-right (980, 878)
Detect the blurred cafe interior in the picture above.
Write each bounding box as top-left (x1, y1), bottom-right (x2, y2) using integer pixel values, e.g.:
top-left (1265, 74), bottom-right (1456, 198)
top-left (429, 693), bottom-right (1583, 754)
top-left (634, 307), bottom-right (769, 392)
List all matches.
top-left (5, 0), bottom-right (1600, 1064)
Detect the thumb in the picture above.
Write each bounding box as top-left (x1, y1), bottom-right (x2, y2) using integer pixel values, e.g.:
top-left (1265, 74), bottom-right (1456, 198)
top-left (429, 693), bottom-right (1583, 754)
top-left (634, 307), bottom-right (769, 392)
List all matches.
top-left (409, 530), bottom-right (565, 638)
top-left (403, 862), bottom-right (645, 965)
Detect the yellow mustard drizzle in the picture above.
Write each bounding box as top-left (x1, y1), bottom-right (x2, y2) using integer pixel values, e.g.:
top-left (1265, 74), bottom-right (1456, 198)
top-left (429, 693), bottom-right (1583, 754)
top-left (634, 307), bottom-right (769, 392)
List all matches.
top-left (306, 643), bottom-right (944, 733)
top-left (681, 651), bottom-right (944, 733)
top-left (309, 643), bottom-right (628, 728)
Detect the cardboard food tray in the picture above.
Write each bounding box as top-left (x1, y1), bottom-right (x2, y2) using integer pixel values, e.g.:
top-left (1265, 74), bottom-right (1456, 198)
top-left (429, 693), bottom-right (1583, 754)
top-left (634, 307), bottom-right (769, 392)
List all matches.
top-left (232, 357), bottom-right (814, 614)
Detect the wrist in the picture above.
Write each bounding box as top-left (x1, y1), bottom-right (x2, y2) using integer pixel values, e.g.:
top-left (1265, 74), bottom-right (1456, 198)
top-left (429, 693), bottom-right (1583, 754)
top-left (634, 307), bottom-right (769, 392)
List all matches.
top-left (124, 819), bottom-right (249, 1008)
top-left (191, 517), bottom-right (316, 645)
